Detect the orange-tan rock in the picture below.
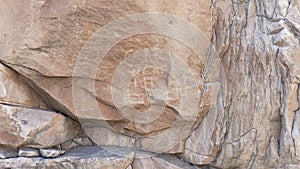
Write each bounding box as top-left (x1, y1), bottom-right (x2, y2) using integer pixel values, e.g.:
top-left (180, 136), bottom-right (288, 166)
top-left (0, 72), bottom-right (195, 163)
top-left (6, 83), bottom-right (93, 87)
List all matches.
top-left (0, 104), bottom-right (80, 148)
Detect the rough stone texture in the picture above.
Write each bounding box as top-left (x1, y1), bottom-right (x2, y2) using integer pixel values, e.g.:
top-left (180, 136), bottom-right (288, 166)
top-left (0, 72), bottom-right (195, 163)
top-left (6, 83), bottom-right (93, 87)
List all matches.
top-left (0, 104), bottom-right (80, 148)
top-left (208, 0), bottom-right (300, 168)
top-left (132, 153), bottom-right (201, 169)
top-left (18, 148), bottom-right (40, 157)
top-left (0, 0), bottom-right (220, 155)
top-left (0, 146), bottom-right (134, 169)
top-left (72, 137), bottom-right (93, 146)
top-left (0, 146), bottom-right (18, 159)
top-left (39, 148), bottom-right (65, 158)
top-left (0, 0), bottom-right (300, 168)
top-left (0, 63), bottom-right (47, 109)
top-left (0, 146), bottom-right (205, 169)
top-left (180, 82), bottom-right (224, 165)
top-left (61, 137), bottom-right (93, 150)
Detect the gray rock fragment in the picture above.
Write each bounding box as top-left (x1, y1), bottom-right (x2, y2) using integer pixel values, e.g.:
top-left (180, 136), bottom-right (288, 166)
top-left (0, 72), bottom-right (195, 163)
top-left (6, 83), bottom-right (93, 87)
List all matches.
top-left (18, 148), bottom-right (40, 157)
top-left (39, 148), bottom-right (65, 158)
top-left (0, 147), bottom-right (18, 159)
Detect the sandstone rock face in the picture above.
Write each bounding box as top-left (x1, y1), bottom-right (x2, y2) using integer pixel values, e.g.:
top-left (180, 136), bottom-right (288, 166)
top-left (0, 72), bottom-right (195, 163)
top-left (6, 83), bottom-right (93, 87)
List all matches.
top-left (0, 0), bottom-right (222, 155)
top-left (0, 63), bottom-right (47, 109)
top-left (0, 0), bottom-right (300, 168)
top-left (0, 105), bottom-right (80, 148)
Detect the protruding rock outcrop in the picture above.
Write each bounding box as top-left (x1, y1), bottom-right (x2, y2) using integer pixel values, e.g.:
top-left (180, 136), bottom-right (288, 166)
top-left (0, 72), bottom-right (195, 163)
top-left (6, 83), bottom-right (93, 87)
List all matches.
top-left (0, 105), bottom-right (80, 148)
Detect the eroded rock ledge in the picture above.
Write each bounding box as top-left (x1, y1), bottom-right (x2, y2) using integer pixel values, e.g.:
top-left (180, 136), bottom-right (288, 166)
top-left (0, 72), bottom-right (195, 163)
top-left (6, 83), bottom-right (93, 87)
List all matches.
top-left (0, 146), bottom-right (203, 169)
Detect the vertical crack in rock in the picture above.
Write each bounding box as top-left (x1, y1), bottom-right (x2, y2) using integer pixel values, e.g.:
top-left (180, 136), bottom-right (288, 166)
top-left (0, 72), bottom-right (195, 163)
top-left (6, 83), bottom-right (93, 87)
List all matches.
top-left (208, 0), bottom-right (300, 168)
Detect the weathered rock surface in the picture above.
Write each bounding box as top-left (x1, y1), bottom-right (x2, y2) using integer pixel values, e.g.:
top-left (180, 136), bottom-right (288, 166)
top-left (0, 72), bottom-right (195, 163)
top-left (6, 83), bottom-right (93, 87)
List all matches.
top-left (73, 137), bottom-right (93, 146)
top-left (0, 0), bottom-right (300, 168)
top-left (0, 63), bottom-right (47, 109)
top-left (0, 104), bottom-right (80, 148)
top-left (0, 146), bottom-right (205, 169)
top-left (39, 148), bottom-right (65, 158)
top-left (208, 0), bottom-right (300, 168)
top-left (61, 137), bottom-right (93, 150)
top-left (132, 152), bottom-right (200, 169)
top-left (0, 146), bottom-right (134, 169)
top-left (0, 146), bottom-right (18, 159)
top-left (1, 0), bottom-right (221, 155)
top-left (180, 103), bottom-right (225, 165)
top-left (18, 148), bottom-right (40, 157)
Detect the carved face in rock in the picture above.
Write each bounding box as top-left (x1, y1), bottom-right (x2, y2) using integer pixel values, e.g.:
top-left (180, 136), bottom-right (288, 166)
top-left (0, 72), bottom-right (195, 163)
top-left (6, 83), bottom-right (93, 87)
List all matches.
top-left (73, 13), bottom-right (222, 154)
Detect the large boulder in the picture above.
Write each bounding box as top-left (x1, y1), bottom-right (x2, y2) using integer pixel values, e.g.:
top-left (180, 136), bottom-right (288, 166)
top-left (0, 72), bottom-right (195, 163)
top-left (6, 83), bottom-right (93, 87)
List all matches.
top-left (0, 104), bottom-right (80, 148)
top-left (0, 0), bottom-right (221, 155)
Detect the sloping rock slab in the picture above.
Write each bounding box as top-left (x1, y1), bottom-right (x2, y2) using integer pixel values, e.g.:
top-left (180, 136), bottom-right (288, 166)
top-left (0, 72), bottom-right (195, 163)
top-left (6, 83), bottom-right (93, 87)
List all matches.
top-left (0, 104), bottom-right (80, 148)
top-left (0, 63), bottom-right (47, 109)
